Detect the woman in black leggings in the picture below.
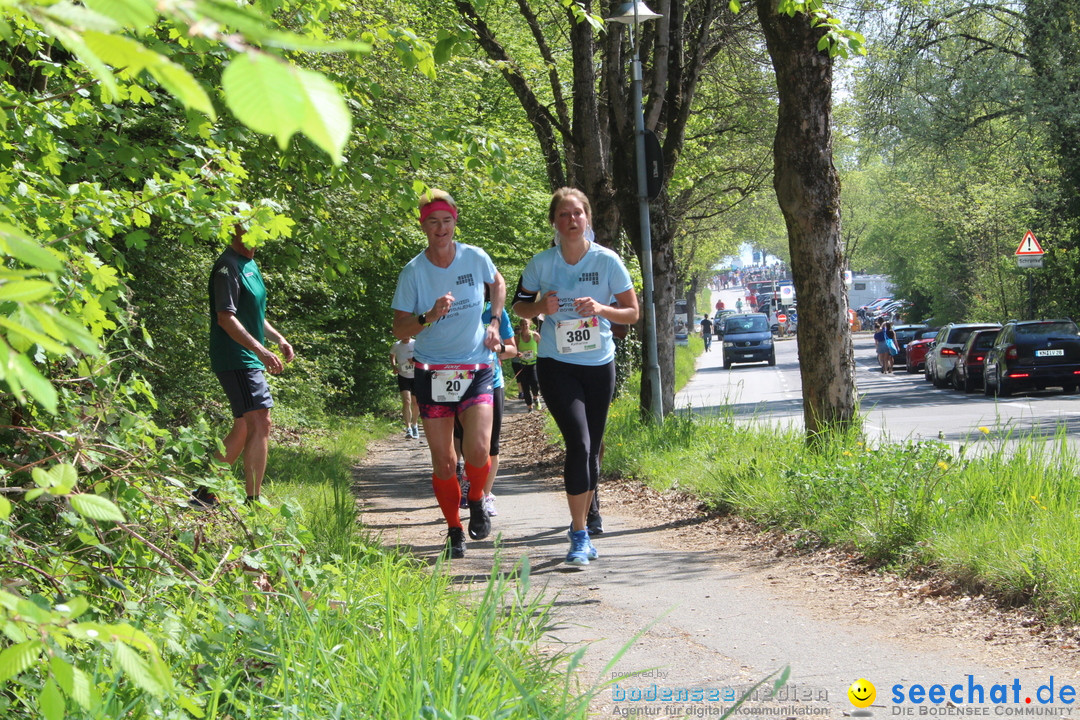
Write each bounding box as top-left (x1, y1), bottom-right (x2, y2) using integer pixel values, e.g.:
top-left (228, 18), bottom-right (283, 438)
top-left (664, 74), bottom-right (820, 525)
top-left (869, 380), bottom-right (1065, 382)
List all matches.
top-left (513, 188), bottom-right (639, 567)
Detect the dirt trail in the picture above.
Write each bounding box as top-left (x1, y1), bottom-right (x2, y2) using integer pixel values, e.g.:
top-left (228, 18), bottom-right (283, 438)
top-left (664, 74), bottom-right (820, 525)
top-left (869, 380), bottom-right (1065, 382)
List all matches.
top-left (353, 405), bottom-right (1080, 718)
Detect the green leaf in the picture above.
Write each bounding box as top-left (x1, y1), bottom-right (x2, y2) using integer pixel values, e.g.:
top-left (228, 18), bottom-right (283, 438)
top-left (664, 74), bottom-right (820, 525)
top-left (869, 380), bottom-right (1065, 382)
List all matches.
top-left (48, 658), bottom-right (95, 711)
top-left (0, 280), bottom-right (54, 303)
top-left (0, 496), bottom-right (9, 520)
top-left (49, 463), bottom-right (79, 495)
top-left (0, 225), bottom-right (63, 271)
top-left (10, 353), bottom-right (58, 414)
top-left (111, 641), bottom-right (165, 698)
top-left (32, 467), bottom-right (51, 488)
top-left (84, 0), bottom-right (157, 31)
top-left (0, 640), bottom-right (44, 684)
top-left (47, 311), bottom-right (101, 355)
top-left (148, 57), bottom-right (216, 120)
top-left (222, 53), bottom-right (307, 150)
top-left (0, 317), bottom-right (70, 355)
top-left (39, 1), bottom-right (121, 33)
top-left (58, 597), bottom-right (89, 618)
top-left (178, 694), bottom-right (206, 718)
top-left (40, 21), bottom-right (120, 102)
top-left (39, 677), bottom-right (64, 720)
top-left (296, 67), bottom-right (350, 164)
top-left (82, 30), bottom-right (154, 74)
top-left (69, 666), bottom-right (93, 710)
top-left (433, 31), bottom-right (456, 64)
top-left (69, 494), bottom-right (125, 523)
top-left (259, 30), bottom-right (371, 54)
top-left (49, 656), bottom-right (73, 697)
top-left (124, 230), bottom-right (149, 249)
top-left (729, 0), bottom-right (741, 12)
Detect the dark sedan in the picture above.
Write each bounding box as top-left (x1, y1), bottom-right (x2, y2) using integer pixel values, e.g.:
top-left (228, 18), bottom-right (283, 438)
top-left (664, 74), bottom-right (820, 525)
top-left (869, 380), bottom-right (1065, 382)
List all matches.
top-left (984, 319), bottom-right (1080, 396)
top-left (953, 328), bottom-right (1000, 392)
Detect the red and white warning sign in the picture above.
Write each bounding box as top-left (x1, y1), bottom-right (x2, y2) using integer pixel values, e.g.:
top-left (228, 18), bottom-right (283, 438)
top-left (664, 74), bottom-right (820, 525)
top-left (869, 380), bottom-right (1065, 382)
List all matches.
top-left (1015, 230), bottom-right (1044, 256)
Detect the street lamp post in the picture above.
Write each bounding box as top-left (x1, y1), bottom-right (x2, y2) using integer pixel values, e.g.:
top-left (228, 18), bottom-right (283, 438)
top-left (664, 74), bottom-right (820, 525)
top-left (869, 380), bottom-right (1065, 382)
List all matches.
top-left (607, 1), bottom-right (664, 423)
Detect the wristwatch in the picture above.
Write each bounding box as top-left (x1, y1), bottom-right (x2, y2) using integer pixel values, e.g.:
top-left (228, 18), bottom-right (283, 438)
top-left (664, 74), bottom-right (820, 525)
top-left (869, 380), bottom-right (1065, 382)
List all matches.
top-left (417, 312), bottom-right (430, 326)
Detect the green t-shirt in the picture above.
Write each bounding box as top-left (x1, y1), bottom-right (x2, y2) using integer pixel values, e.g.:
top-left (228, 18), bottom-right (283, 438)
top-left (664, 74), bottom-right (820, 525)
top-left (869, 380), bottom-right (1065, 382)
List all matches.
top-left (518, 333), bottom-right (539, 366)
top-left (208, 248), bottom-right (267, 372)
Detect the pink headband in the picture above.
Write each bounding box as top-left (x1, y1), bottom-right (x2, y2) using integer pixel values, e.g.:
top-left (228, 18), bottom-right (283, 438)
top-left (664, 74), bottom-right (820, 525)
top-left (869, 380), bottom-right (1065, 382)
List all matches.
top-left (419, 200), bottom-right (458, 224)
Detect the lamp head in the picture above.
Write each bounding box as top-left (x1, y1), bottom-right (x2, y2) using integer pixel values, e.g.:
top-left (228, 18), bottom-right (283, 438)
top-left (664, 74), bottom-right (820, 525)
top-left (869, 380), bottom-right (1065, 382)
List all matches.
top-left (606, 1), bottom-right (662, 24)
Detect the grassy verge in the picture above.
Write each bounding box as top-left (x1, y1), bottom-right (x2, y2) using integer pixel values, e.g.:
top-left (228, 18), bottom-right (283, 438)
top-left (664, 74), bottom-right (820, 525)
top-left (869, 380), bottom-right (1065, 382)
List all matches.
top-left (240, 417), bottom-right (598, 718)
top-left (0, 415), bottom-right (598, 719)
top-left (602, 345), bottom-right (1080, 623)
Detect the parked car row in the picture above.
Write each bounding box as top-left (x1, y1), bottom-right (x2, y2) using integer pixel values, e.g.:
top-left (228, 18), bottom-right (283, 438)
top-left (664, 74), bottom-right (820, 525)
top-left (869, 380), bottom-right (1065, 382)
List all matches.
top-left (904, 319), bottom-right (1080, 397)
top-left (854, 297), bottom-right (912, 329)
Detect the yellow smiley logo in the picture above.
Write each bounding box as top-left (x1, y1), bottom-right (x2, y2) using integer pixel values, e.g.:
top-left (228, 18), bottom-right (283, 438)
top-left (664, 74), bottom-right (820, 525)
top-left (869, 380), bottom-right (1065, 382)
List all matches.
top-left (848, 678), bottom-right (876, 708)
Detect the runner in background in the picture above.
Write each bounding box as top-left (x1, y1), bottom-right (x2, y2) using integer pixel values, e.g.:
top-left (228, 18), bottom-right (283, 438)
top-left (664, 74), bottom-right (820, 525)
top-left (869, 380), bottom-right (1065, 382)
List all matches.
top-left (390, 337), bottom-right (420, 439)
top-left (513, 187), bottom-right (639, 568)
top-left (391, 189), bottom-right (506, 560)
top-left (514, 318), bottom-right (541, 411)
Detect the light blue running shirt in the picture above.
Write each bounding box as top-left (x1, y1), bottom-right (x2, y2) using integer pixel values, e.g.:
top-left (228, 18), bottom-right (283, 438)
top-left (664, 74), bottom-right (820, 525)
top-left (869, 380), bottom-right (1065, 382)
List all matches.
top-left (481, 302), bottom-right (514, 388)
top-left (520, 242), bottom-right (633, 366)
top-left (392, 243), bottom-right (497, 366)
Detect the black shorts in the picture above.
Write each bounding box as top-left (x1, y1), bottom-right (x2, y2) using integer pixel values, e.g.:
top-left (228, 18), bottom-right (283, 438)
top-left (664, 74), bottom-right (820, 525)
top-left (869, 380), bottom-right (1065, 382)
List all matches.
top-left (396, 375), bottom-right (415, 394)
top-left (216, 368), bottom-right (274, 419)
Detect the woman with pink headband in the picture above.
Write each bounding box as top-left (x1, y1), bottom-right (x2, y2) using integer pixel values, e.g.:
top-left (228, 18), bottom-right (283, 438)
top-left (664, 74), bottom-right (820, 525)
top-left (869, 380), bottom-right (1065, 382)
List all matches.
top-left (391, 189), bottom-right (507, 560)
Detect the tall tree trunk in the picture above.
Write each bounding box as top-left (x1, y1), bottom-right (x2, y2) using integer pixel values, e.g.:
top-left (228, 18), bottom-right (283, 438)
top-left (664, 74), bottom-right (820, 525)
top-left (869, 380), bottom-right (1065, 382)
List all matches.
top-left (757, 0), bottom-right (855, 440)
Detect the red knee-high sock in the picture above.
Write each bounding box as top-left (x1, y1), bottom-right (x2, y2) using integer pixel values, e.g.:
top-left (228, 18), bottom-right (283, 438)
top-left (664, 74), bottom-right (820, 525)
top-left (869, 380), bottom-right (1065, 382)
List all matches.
top-left (432, 474), bottom-right (463, 528)
top-left (465, 460), bottom-right (490, 502)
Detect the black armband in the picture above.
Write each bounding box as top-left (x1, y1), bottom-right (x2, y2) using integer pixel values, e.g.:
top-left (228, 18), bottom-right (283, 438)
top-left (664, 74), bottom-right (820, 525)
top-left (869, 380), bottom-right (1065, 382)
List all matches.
top-left (513, 276), bottom-right (538, 304)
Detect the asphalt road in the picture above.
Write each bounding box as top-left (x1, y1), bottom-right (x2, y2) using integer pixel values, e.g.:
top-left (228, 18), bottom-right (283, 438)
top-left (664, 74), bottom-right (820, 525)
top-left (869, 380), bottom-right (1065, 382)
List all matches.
top-left (683, 289), bottom-right (1080, 452)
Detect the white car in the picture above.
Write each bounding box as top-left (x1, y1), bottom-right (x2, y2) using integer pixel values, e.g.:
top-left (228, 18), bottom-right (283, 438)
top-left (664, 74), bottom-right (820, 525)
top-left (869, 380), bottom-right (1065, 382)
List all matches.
top-left (925, 323), bottom-right (1001, 389)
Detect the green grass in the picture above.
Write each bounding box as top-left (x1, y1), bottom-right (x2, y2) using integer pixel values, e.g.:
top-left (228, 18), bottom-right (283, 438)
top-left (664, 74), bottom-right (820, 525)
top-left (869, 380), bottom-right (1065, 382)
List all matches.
top-left (223, 417), bottom-right (601, 718)
top-left (600, 344), bottom-right (1080, 623)
top-left (1, 418), bottom-right (598, 719)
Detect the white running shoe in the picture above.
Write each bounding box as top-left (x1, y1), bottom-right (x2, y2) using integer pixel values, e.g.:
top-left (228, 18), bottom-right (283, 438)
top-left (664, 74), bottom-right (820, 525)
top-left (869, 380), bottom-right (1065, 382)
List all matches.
top-left (483, 493), bottom-right (498, 517)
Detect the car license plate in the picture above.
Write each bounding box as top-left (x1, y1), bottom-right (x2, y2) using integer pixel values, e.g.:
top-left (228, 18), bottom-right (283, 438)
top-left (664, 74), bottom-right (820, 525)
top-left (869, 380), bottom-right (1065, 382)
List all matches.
top-left (1036, 349), bottom-right (1065, 357)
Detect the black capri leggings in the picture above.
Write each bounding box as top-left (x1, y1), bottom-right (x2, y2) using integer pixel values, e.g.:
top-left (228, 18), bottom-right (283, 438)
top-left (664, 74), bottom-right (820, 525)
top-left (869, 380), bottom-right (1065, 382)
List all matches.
top-left (537, 357), bottom-right (615, 496)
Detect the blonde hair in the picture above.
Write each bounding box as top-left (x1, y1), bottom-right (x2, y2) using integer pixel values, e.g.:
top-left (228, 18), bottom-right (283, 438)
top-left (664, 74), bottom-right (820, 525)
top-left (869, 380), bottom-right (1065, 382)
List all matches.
top-left (419, 188), bottom-right (458, 212)
top-left (547, 187), bottom-right (592, 225)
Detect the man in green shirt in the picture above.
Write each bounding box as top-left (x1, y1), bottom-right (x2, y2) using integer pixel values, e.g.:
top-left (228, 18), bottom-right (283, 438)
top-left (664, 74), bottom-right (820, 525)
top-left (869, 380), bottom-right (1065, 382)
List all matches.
top-left (194, 223), bottom-right (294, 507)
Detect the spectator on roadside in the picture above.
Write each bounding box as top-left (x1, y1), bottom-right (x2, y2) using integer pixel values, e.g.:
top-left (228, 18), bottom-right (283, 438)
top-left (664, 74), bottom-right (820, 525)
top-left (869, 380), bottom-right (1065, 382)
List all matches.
top-left (873, 320), bottom-right (893, 374)
top-left (701, 314), bottom-right (713, 351)
top-left (196, 221), bottom-right (295, 508)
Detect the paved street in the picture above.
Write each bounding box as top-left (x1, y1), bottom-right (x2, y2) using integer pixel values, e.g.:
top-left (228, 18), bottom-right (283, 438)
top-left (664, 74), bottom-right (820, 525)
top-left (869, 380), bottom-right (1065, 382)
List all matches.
top-left (680, 288), bottom-right (1080, 452)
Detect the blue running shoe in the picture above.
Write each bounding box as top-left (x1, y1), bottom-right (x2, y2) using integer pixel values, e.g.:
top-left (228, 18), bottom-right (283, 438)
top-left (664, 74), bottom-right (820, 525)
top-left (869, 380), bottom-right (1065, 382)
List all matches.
top-left (565, 529), bottom-right (592, 566)
top-left (567, 527), bottom-right (598, 560)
